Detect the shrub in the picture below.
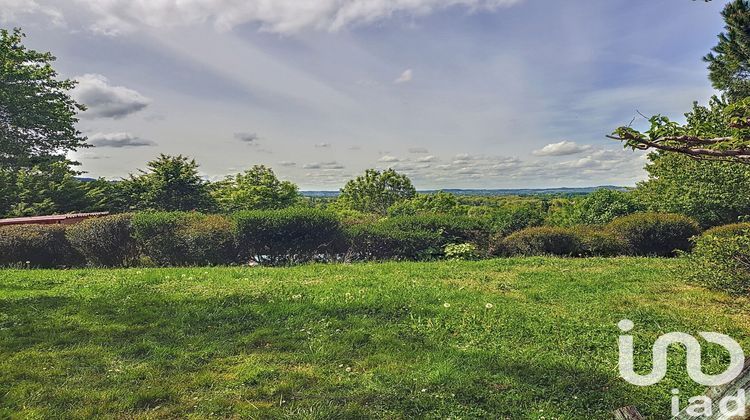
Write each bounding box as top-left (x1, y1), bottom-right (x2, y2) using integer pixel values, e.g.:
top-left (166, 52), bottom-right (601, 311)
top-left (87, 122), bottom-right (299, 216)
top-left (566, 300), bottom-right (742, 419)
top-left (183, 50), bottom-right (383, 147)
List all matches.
top-left (131, 212), bottom-right (236, 266)
top-left (607, 213), bottom-right (701, 257)
top-left (687, 227), bottom-right (750, 295)
top-left (379, 214), bottom-right (492, 247)
top-left (572, 226), bottom-right (629, 257)
top-left (234, 208), bottom-right (343, 264)
top-left (444, 243), bottom-right (479, 261)
top-left (703, 222), bottom-right (750, 238)
top-left (0, 224), bottom-right (82, 268)
top-left (345, 223), bottom-right (443, 261)
top-left (67, 214), bottom-right (135, 267)
top-left (501, 226), bottom-right (582, 257)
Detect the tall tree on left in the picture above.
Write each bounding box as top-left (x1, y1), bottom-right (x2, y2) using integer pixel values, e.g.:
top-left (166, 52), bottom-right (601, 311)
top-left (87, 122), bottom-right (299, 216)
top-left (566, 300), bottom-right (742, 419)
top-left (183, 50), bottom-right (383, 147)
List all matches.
top-left (0, 28), bottom-right (87, 170)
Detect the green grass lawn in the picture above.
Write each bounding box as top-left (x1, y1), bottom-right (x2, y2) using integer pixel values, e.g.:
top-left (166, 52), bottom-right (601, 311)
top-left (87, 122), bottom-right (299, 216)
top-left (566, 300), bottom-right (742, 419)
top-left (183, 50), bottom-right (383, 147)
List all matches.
top-left (1, 258), bottom-right (749, 419)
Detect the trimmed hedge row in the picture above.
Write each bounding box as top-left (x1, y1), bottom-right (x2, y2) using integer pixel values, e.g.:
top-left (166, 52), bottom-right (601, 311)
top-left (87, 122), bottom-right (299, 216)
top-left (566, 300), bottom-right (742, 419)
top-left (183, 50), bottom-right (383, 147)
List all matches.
top-left (0, 211), bottom-right (703, 267)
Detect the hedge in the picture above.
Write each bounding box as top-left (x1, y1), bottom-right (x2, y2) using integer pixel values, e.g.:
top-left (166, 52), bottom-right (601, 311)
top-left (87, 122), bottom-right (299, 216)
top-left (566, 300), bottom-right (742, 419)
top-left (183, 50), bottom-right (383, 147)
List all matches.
top-left (234, 208), bottom-right (343, 264)
top-left (500, 226), bottom-right (582, 257)
top-left (345, 223), bottom-right (443, 261)
top-left (607, 213), bottom-right (701, 257)
top-left (0, 224), bottom-right (82, 268)
top-left (379, 214), bottom-right (492, 247)
top-left (131, 212), bottom-right (236, 266)
top-left (687, 225), bottom-right (750, 295)
top-left (67, 213), bottom-right (135, 267)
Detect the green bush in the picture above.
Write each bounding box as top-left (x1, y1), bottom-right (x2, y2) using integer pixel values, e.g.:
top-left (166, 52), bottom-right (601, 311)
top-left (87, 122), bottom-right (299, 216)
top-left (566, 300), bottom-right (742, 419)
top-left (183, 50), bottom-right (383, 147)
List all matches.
top-left (0, 224), bottom-right (82, 268)
top-left (234, 208), bottom-right (343, 264)
top-left (345, 223), bottom-right (443, 261)
top-left (131, 212), bottom-right (236, 266)
top-left (607, 213), bottom-right (701, 257)
top-left (444, 243), bottom-right (479, 261)
top-left (379, 214), bottom-right (491, 247)
top-left (501, 226), bottom-right (582, 257)
top-left (703, 222), bottom-right (750, 238)
top-left (687, 226), bottom-right (750, 295)
top-left (572, 226), bottom-right (630, 257)
top-left (67, 214), bottom-right (135, 267)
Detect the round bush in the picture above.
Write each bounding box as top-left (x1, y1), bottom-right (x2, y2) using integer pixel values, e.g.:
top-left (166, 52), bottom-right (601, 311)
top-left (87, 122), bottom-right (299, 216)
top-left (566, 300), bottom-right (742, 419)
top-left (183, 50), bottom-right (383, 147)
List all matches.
top-left (234, 208), bottom-right (343, 264)
top-left (687, 228), bottom-right (750, 295)
top-left (703, 222), bottom-right (750, 238)
top-left (501, 226), bottom-right (582, 257)
top-left (67, 214), bottom-right (135, 267)
top-left (0, 224), bottom-right (82, 268)
top-left (572, 226), bottom-right (630, 257)
top-left (132, 212), bottom-right (236, 266)
top-left (607, 213), bottom-right (701, 257)
top-left (380, 214), bottom-right (492, 247)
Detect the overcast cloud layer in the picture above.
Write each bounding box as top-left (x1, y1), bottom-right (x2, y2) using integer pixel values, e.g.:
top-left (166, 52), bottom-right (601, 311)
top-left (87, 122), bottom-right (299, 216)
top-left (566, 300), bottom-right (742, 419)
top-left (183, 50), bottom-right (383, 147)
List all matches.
top-left (0, 0), bottom-right (726, 189)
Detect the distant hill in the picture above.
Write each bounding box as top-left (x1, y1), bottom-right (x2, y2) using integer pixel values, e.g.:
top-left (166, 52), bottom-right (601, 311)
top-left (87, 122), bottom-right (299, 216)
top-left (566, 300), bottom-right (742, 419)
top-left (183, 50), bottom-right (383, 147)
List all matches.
top-left (301, 186), bottom-right (627, 198)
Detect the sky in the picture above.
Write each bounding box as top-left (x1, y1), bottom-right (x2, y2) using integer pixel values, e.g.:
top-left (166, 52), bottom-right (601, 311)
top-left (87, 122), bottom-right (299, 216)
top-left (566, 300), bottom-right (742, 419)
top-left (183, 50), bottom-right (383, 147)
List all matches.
top-left (0, 0), bottom-right (728, 189)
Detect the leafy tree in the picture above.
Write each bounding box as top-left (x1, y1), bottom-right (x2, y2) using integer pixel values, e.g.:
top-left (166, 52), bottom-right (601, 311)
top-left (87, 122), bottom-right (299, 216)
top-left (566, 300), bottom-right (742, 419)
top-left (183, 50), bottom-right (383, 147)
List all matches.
top-left (210, 165), bottom-right (300, 212)
top-left (122, 154), bottom-right (215, 212)
top-left (635, 152), bottom-right (750, 227)
top-left (0, 28), bottom-right (87, 170)
top-left (338, 169), bottom-right (416, 215)
top-left (705, 0), bottom-right (750, 102)
top-left (546, 189), bottom-right (642, 227)
top-left (1, 162), bottom-right (94, 217)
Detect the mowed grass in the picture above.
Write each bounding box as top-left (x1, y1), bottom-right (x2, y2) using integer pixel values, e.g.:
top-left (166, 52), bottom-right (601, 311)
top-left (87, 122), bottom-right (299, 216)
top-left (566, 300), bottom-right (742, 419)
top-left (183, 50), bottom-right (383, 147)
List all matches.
top-left (2, 258), bottom-right (750, 419)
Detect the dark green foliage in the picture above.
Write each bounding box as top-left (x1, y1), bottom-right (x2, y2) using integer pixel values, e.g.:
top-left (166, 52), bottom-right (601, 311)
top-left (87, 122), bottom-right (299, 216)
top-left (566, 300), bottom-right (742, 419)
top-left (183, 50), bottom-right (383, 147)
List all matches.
top-left (122, 155), bottom-right (215, 212)
top-left (704, 0), bottom-right (750, 102)
top-left (67, 214), bottom-right (135, 267)
top-left (547, 190), bottom-right (642, 227)
top-left (131, 212), bottom-right (236, 266)
top-left (687, 224), bottom-right (750, 294)
top-left (338, 169), bottom-right (416, 215)
top-left (379, 214), bottom-right (492, 247)
top-left (468, 201), bottom-right (546, 236)
top-left (345, 223), bottom-right (443, 261)
top-left (233, 208), bottom-right (343, 264)
top-left (0, 224), bottom-right (81, 267)
top-left (0, 28), bottom-right (87, 170)
top-left (572, 226), bottom-right (630, 257)
top-left (607, 213), bottom-right (701, 256)
top-left (501, 227), bottom-right (582, 257)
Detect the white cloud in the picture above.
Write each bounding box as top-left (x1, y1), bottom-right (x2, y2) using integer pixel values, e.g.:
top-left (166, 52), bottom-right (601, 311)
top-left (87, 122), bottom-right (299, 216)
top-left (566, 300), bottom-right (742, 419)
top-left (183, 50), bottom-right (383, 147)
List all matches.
top-left (89, 132), bottom-right (155, 148)
top-left (24, 0), bottom-right (523, 34)
top-left (394, 69), bottom-right (413, 84)
top-left (532, 141), bottom-right (592, 157)
top-left (408, 147), bottom-right (429, 154)
top-left (416, 155), bottom-right (437, 162)
top-left (378, 155), bottom-right (401, 162)
top-left (0, 0), bottom-right (64, 26)
top-left (72, 74), bottom-right (150, 119)
top-left (314, 142), bottom-right (331, 148)
top-left (278, 161), bottom-right (296, 167)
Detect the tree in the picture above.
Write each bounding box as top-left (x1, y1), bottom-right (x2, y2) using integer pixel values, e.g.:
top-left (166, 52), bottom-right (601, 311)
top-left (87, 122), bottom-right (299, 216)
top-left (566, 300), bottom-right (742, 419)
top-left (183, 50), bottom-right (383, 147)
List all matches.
top-left (210, 165), bottom-right (300, 212)
top-left (0, 28), bottom-right (87, 170)
top-left (546, 189), bottom-right (642, 227)
top-left (122, 154), bottom-right (215, 212)
top-left (338, 169), bottom-right (416, 215)
top-left (634, 152), bottom-right (750, 227)
top-left (705, 0), bottom-right (750, 102)
top-left (609, 2), bottom-right (750, 162)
